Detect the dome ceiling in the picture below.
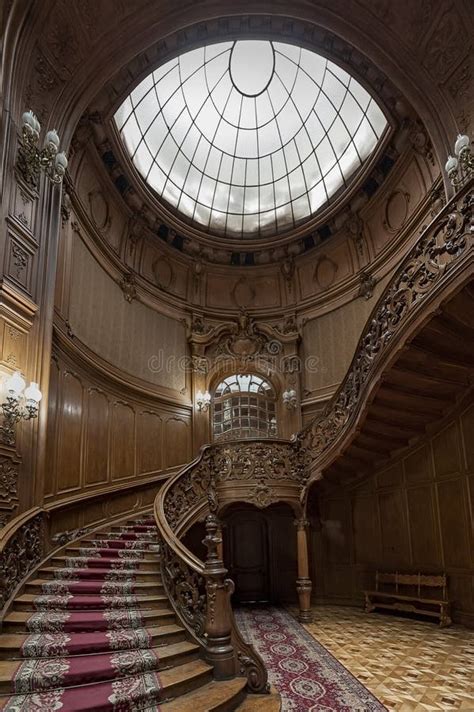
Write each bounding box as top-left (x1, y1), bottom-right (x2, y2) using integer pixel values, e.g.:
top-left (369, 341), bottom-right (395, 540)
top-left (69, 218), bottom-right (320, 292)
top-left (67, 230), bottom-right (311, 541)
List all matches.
top-left (114, 40), bottom-right (388, 240)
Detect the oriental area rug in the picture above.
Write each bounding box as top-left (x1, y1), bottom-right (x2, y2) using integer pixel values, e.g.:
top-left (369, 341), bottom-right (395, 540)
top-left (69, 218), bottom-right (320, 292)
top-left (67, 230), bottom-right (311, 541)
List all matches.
top-left (234, 606), bottom-right (387, 712)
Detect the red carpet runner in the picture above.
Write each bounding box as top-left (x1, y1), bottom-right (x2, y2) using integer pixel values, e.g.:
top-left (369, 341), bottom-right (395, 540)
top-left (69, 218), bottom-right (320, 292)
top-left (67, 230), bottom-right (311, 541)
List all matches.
top-left (1, 518), bottom-right (165, 711)
top-left (235, 606), bottom-right (387, 712)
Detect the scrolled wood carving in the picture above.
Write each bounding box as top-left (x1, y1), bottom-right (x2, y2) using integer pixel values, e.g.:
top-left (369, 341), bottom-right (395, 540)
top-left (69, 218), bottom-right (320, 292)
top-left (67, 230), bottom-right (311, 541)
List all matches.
top-left (298, 188), bottom-right (472, 464)
top-left (163, 440), bottom-right (307, 531)
top-left (159, 538), bottom-right (206, 641)
top-left (0, 513), bottom-right (44, 609)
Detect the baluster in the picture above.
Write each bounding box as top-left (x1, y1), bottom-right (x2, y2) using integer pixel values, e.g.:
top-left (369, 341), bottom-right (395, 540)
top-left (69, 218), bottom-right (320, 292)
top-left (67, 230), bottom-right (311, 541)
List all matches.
top-left (202, 513), bottom-right (235, 679)
top-left (295, 517), bottom-right (313, 623)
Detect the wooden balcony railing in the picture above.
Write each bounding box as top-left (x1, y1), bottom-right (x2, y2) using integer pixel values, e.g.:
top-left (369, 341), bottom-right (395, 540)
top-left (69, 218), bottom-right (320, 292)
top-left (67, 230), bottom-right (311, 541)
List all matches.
top-left (154, 438), bottom-right (310, 691)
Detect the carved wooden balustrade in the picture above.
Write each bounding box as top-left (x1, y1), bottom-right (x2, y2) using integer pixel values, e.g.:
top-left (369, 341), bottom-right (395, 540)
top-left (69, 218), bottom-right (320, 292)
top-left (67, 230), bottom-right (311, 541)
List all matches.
top-left (154, 438), bottom-right (309, 691)
top-left (298, 182), bottom-right (473, 480)
top-left (154, 183), bottom-right (473, 684)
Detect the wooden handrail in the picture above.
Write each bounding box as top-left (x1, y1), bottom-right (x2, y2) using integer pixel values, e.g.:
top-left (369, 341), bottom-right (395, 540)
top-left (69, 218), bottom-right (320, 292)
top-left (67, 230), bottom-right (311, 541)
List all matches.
top-left (297, 181), bottom-right (473, 477)
top-left (153, 438), bottom-right (304, 692)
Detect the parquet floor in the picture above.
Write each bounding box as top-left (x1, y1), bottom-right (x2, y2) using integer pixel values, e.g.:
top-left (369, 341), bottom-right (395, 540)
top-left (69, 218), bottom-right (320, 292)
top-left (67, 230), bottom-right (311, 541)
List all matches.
top-left (300, 606), bottom-right (474, 711)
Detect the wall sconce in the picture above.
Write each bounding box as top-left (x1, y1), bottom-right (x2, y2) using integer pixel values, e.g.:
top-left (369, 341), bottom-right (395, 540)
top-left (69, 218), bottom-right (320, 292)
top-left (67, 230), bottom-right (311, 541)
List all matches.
top-left (196, 390), bottom-right (211, 412)
top-left (445, 134), bottom-right (473, 189)
top-left (282, 388), bottom-right (297, 410)
top-left (0, 371), bottom-right (42, 446)
top-left (16, 110), bottom-right (68, 189)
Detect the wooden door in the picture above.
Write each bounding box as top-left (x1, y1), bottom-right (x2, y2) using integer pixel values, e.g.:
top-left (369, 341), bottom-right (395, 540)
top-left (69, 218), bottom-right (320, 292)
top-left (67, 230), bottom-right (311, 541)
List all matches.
top-left (225, 509), bottom-right (270, 602)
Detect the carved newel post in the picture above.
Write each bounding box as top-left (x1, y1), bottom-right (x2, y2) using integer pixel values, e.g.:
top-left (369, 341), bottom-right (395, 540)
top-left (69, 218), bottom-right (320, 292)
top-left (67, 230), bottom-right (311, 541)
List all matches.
top-left (295, 518), bottom-right (312, 623)
top-left (202, 514), bottom-right (235, 679)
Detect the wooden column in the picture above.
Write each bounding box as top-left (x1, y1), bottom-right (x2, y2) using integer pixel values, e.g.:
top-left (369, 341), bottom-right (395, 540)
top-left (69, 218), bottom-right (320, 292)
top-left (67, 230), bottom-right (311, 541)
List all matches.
top-left (202, 513), bottom-right (235, 679)
top-left (295, 517), bottom-right (312, 623)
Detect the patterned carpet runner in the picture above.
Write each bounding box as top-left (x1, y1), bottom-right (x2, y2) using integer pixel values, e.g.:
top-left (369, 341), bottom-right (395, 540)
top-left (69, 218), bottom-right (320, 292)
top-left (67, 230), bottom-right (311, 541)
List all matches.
top-left (1, 518), bottom-right (165, 711)
top-left (235, 606), bottom-right (387, 712)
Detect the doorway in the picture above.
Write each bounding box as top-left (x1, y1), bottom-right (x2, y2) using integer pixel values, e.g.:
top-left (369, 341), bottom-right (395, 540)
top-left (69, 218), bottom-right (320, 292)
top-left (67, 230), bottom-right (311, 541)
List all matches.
top-left (223, 503), bottom-right (298, 604)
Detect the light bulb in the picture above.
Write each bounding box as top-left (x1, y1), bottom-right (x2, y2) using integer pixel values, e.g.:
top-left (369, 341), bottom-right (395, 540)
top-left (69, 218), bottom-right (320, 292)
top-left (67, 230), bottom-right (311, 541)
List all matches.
top-left (454, 134), bottom-right (470, 156)
top-left (22, 111), bottom-right (36, 130)
top-left (196, 390), bottom-right (203, 402)
top-left (203, 391), bottom-right (211, 404)
top-left (55, 151), bottom-right (68, 171)
top-left (5, 371), bottom-right (26, 397)
top-left (445, 155), bottom-right (458, 173)
top-left (24, 382), bottom-right (42, 403)
top-left (44, 129), bottom-right (60, 151)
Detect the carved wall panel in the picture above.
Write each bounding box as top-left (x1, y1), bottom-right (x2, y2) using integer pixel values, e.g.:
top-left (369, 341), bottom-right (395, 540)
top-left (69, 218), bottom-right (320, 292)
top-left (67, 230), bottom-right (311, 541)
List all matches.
top-left (312, 400), bottom-right (474, 625)
top-left (7, 237), bottom-right (33, 294)
top-left (164, 417), bottom-right (191, 469)
top-left (45, 346), bottom-right (192, 503)
top-left (67, 236), bottom-right (187, 392)
top-left (140, 243), bottom-right (188, 299)
top-left (366, 156), bottom-right (430, 254)
top-left (205, 273), bottom-right (281, 310)
top-left (111, 402), bottom-right (136, 481)
top-left (0, 321), bottom-right (28, 372)
top-left (75, 149), bottom-right (125, 254)
top-left (137, 411), bottom-right (163, 475)
top-left (84, 389), bottom-right (109, 486)
top-left (56, 371), bottom-right (83, 495)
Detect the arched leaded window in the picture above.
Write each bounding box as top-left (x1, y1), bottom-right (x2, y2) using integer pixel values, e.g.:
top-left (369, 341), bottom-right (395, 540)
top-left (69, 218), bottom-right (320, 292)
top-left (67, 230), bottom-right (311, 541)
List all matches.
top-left (212, 374), bottom-right (277, 441)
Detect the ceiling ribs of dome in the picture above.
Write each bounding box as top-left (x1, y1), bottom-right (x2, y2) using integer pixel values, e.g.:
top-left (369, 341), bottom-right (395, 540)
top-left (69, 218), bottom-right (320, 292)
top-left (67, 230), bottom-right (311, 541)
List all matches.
top-left (78, 14), bottom-right (425, 267)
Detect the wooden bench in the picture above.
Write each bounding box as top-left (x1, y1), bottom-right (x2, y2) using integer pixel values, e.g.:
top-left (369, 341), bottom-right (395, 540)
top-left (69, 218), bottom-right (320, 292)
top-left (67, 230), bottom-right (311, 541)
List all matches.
top-left (364, 572), bottom-right (451, 627)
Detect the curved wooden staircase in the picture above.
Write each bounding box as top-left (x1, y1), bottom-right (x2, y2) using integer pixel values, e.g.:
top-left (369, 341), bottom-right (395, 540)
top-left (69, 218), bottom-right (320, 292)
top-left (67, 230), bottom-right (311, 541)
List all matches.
top-left (0, 516), bottom-right (279, 711)
top-left (0, 185), bottom-right (471, 709)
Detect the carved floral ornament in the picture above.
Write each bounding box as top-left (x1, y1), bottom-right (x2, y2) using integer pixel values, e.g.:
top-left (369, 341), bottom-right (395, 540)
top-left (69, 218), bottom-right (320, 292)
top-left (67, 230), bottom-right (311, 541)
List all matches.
top-left (163, 441), bottom-right (309, 532)
top-left (298, 188), bottom-right (473, 466)
top-left (0, 513), bottom-right (44, 609)
top-left (187, 310), bottom-right (300, 374)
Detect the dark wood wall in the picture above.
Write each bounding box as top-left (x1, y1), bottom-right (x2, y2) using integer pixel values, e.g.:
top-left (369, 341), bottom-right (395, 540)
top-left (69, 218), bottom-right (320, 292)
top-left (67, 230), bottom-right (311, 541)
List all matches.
top-left (311, 397), bottom-right (474, 627)
top-left (44, 344), bottom-right (192, 506)
top-left (184, 503), bottom-right (298, 604)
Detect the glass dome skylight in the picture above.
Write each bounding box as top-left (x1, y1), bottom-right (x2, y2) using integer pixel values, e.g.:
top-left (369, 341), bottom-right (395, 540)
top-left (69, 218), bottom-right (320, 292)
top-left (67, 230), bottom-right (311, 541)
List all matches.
top-left (115, 40), bottom-right (388, 239)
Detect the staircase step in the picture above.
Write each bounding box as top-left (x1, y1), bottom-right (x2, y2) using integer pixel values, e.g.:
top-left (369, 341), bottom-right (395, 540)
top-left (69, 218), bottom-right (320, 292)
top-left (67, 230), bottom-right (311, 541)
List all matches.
top-left (40, 565), bottom-right (160, 581)
top-left (236, 691), bottom-right (282, 711)
top-left (161, 677), bottom-right (247, 711)
top-left (0, 660), bottom-right (212, 711)
top-left (24, 578), bottom-right (163, 595)
top-left (0, 625), bottom-right (187, 659)
top-left (2, 608), bottom-right (175, 633)
top-left (0, 640), bottom-right (200, 694)
top-left (13, 594), bottom-right (168, 612)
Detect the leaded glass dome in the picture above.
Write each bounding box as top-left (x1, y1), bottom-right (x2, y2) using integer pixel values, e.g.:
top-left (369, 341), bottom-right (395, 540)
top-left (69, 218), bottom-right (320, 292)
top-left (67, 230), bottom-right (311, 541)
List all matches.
top-left (115, 40), bottom-right (388, 239)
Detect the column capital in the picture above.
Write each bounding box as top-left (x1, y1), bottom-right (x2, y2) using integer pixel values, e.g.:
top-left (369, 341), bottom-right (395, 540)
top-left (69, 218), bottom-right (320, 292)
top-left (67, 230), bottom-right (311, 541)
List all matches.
top-left (294, 517), bottom-right (310, 531)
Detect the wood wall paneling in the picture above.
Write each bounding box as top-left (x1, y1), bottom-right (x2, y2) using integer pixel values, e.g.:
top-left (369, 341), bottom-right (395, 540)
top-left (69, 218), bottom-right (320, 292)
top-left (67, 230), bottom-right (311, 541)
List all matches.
top-left (56, 371), bottom-right (83, 495)
top-left (84, 388), bottom-right (109, 486)
top-left (111, 402), bottom-right (136, 481)
top-left (46, 347), bottom-right (192, 504)
top-left (137, 411), bottom-right (163, 475)
top-left (313, 400), bottom-right (474, 625)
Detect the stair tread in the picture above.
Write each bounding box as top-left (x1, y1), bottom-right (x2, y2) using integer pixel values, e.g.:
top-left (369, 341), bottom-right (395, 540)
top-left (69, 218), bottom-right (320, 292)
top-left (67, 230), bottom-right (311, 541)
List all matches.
top-left (16, 594), bottom-right (167, 603)
top-left (0, 624), bottom-right (185, 655)
top-left (4, 608), bottom-right (173, 623)
top-left (39, 566), bottom-right (159, 576)
top-left (236, 691), bottom-right (282, 711)
top-left (162, 677), bottom-right (247, 711)
top-left (0, 640), bottom-right (198, 682)
top-left (0, 660), bottom-right (212, 709)
top-left (26, 578), bottom-right (161, 589)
